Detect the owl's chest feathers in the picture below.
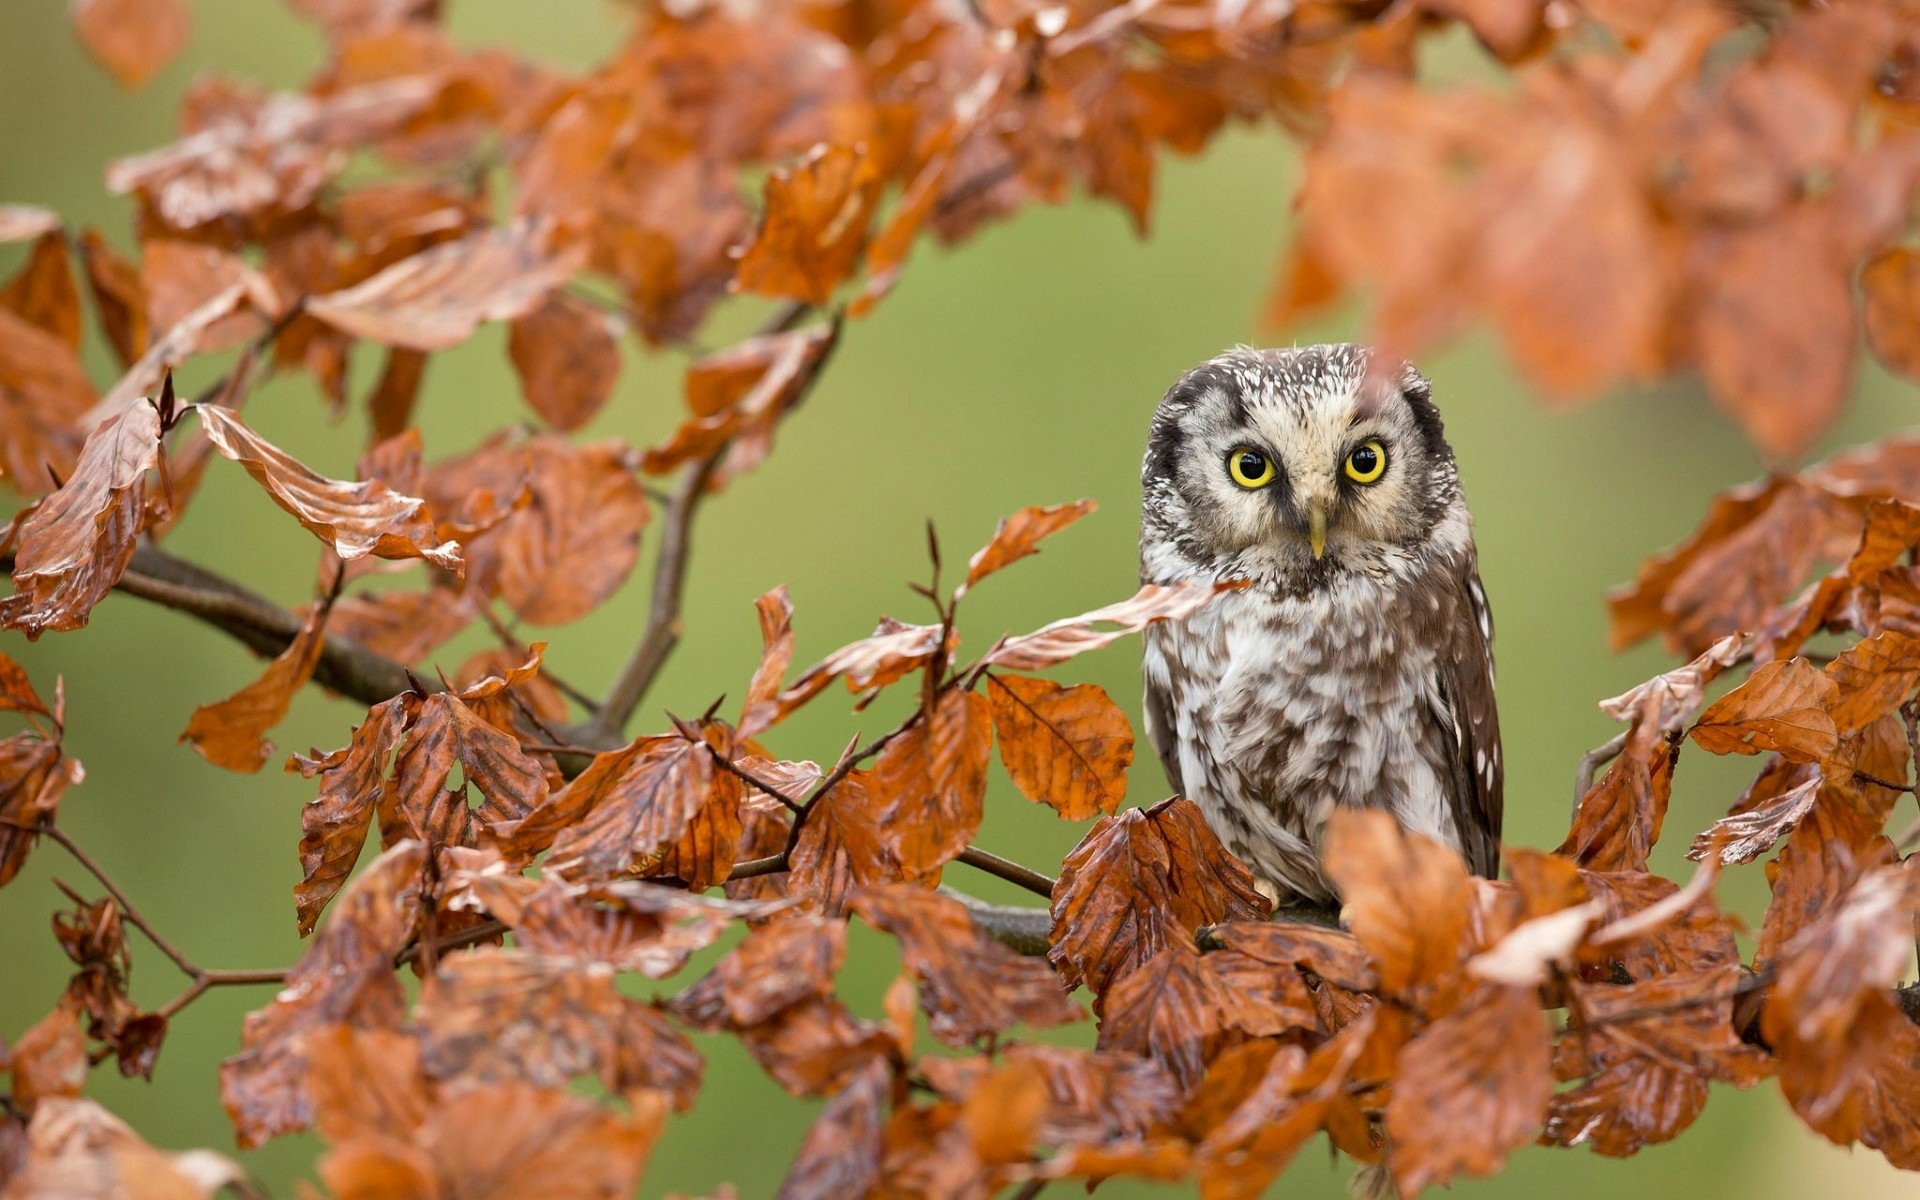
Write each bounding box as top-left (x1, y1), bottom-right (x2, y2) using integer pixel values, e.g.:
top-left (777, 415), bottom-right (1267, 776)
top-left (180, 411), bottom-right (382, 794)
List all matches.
top-left (1143, 554), bottom-right (1466, 879)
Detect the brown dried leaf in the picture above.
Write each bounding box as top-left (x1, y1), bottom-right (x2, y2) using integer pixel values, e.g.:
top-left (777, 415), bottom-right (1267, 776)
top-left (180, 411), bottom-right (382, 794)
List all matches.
top-left (535, 735), bottom-right (717, 882)
top-left (8, 1006), bottom-right (87, 1112)
top-left (737, 144), bottom-right (884, 306)
top-left (507, 292), bottom-right (622, 432)
top-left (958, 500), bottom-right (1098, 597)
top-left (849, 885), bottom-right (1081, 1046)
top-left (289, 695), bottom-right (410, 935)
top-left (1322, 809), bottom-right (1472, 1003)
top-left (221, 841), bottom-right (423, 1147)
top-left (1544, 966), bottom-right (1769, 1156)
top-left (1688, 657), bottom-right (1837, 764)
top-left (869, 688), bottom-right (992, 876)
top-left (776, 617), bottom-right (946, 717)
top-left (307, 219), bottom-right (584, 351)
top-left (0, 232), bottom-right (83, 350)
top-left (197, 404), bottom-right (463, 573)
top-left (488, 438), bottom-right (647, 626)
top-left (985, 672), bottom-right (1133, 820)
top-left (0, 729), bottom-right (85, 889)
top-left (740, 586), bottom-right (795, 737)
top-left (180, 576), bottom-right (334, 773)
top-left (0, 400), bottom-right (160, 638)
top-left (1385, 982), bottom-right (1550, 1193)
top-left (71, 0), bottom-right (189, 90)
top-left (417, 948), bottom-right (701, 1109)
top-left (1049, 797), bottom-right (1269, 997)
top-left (986, 582), bottom-right (1241, 670)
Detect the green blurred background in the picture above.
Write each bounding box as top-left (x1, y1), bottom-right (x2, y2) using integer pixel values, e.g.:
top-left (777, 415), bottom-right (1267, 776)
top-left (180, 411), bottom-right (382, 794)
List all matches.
top-left (1, 2), bottom-right (1914, 1196)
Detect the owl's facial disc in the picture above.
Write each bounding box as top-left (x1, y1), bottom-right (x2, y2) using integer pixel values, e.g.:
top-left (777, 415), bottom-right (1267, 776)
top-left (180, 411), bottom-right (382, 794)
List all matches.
top-left (1143, 346), bottom-right (1457, 580)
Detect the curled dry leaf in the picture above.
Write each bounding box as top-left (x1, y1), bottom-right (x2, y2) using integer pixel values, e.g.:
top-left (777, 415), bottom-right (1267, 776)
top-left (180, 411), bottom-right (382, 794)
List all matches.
top-left (985, 672), bottom-right (1133, 820)
top-left (1687, 657), bottom-right (1838, 764)
top-left (532, 734), bottom-right (727, 884)
top-left (0, 723), bottom-right (85, 889)
top-left (416, 948), bottom-right (702, 1109)
top-left (196, 404), bottom-right (463, 573)
top-left (220, 841), bottom-right (423, 1147)
top-left (1, 231), bottom-right (83, 351)
top-left (180, 569), bottom-right (336, 773)
top-left (739, 586), bottom-right (795, 737)
top-left (1322, 809), bottom-right (1471, 1004)
top-left (958, 499), bottom-right (1098, 597)
top-left (306, 219), bottom-right (585, 351)
top-left (70, 0), bottom-right (190, 90)
top-left (776, 617), bottom-right (947, 717)
top-left (5, 1096), bottom-right (247, 1199)
top-left (786, 770), bottom-right (924, 916)
top-left (986, 581), bottom-right (1242, 671)
top-left (289, 695), bottom-right (410, 934)
top-left (868, 688), bottom-right (992, 877)
top-left (1385, 982), bottom-right (1551, 1194)
top-left (736, 143), bottom-right (885, 306)
top-left (1049, 797), bottom-right (1269, 998)
top-left (848, 885), bottom-right (1081, 1047)
top-left (507, 291), bottom-right (622, 432)
top-left (0, 399), bottom-right (160, 638)
top-left (1544, 966), bottom-right (1769, 1157)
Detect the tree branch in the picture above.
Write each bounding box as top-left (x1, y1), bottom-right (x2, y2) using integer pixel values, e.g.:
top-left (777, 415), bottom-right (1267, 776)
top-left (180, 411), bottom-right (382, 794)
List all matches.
top-left (592, 450), bottom-right (725, 739)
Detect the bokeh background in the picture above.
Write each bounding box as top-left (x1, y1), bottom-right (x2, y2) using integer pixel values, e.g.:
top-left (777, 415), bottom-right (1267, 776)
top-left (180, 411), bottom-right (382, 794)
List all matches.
top-left (1, 2), bottom-right (1915, 1196)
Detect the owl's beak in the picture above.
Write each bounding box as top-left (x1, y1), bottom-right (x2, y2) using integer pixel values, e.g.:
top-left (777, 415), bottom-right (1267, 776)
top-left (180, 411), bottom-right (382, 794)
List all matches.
top-left (1307, 500), bottom-right (1328, 560)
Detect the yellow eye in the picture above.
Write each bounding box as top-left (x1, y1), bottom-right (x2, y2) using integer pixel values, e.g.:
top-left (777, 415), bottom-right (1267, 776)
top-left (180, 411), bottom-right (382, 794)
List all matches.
top-left (1344, 439), bottom-right (1387, 485)
top-left (1227, 447), bottom-right (1276, 489)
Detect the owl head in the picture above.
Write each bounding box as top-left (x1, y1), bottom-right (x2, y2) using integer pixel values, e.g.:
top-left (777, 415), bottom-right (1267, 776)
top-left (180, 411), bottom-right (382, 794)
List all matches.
top-left (1141, 345), bottom-right (1463, 581)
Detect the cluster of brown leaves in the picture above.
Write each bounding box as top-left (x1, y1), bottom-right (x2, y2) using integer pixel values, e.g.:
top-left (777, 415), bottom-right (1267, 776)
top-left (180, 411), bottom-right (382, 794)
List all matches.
top-left (10, 0), bottom-right (1920, 1197)
top-left (1277, 0), bottom-right (1920, 460)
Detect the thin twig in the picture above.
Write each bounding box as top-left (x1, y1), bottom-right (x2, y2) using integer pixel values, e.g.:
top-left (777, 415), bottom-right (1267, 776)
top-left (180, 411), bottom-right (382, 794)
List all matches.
top-left (480, 603), bottom-right (603, 717)
top-left (956, 846), bottom-right (1055, 898)
top-left (42, 825), bottom-right (197, 977)
top-left (701, 743), bottom-right (807, 814)
top-left (1573, 730), bottom-right (1628, 813)
top-left (593, 449), bottom-right (726, 738)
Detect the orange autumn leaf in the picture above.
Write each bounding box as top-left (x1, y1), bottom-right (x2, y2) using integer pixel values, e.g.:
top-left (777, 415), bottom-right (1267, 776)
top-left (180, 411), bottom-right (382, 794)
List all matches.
top-left (196, 404), bottom-right (464, 573)
top-left (180, 568), bottom-right (337, 773)
top-left (736, 144), bottom-right (885, 306)
top-left (957, 499), bottom-right (1097, 597)
top-left (1048, 797), bottom-right (1269, 998)
top-left (71, 0), bottom-right (190, 90)
top-left (1687, 657), bottom-right (1838, 765)
top-left (985, 672), bottom-right (1132, 820)
top-left (0, 399), bottom-right (161, 638)
top-left (306, 219), bottom-right (584, 351)
top-left (507, 292), bottom-right (622, 433)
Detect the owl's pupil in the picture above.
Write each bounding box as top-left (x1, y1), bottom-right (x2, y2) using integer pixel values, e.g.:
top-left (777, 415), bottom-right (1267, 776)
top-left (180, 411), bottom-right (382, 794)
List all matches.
top-left (1239, 453), bottom-right (1264, 476)
top-left (1350, 447), bottom-right (1377, 473)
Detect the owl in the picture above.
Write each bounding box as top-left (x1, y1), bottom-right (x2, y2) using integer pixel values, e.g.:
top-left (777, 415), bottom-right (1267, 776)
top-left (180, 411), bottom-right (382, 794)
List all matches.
top-left (1139, 345), bottom-right (1501, 905)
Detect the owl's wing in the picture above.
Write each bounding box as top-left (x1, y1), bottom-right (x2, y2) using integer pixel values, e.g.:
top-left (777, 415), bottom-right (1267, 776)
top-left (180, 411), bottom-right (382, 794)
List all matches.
top-left (1435, 557), bottom-right (1503, 876)
top-left (1141, 630), bottom-right (1186, 795)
